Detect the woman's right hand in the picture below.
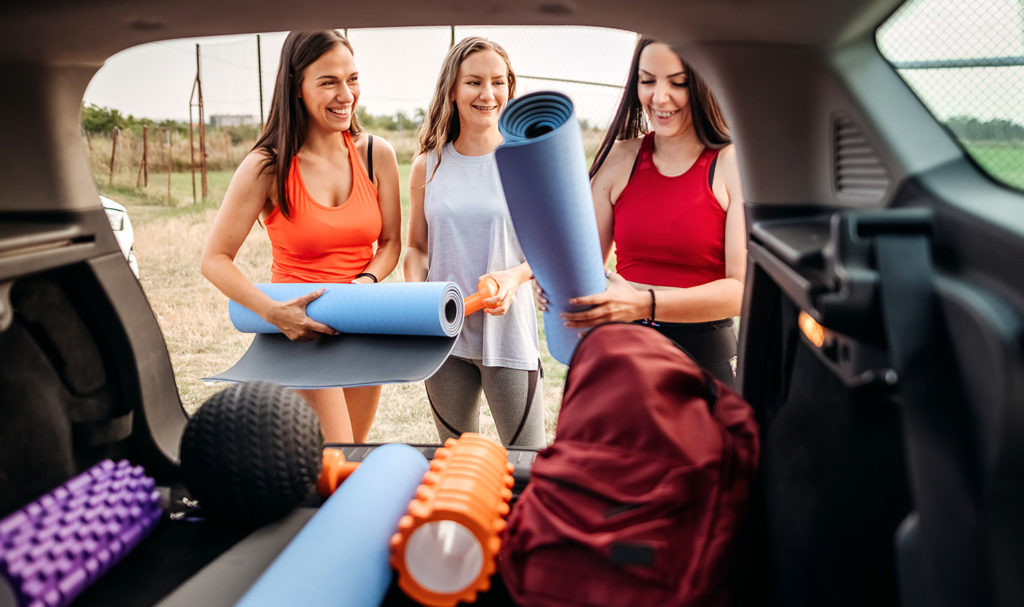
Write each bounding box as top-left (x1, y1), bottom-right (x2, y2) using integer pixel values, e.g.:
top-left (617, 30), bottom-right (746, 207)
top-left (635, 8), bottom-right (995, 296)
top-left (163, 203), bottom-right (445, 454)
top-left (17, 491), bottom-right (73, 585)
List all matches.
top-left (533, 281), bottom-right (550, 312)
top-left (264, 288), bottom-right (339, 341)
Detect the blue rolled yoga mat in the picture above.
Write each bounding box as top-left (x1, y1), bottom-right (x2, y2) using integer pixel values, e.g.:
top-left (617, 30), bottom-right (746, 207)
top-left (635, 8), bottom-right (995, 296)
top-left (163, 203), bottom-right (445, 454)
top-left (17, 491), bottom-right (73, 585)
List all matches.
top-left (236, 444), bottom-right (429, 607)
top-left (206, 282), bottom-right (464, 388)
top-left (495, 91), bottom-right (607, 364)
top-left (229, 282), bottom-right (463, 336)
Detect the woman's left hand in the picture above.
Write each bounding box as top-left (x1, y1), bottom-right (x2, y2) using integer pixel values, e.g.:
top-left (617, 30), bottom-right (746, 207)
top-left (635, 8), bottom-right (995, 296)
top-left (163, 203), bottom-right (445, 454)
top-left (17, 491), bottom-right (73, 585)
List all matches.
top-left (562, 271), bottom-right (648, 328)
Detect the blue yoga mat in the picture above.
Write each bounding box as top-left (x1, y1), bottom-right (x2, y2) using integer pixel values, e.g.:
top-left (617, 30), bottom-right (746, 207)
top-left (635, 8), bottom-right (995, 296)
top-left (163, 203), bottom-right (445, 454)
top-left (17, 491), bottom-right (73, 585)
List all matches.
top-left (236, 444), bottom-right (429, 607)
top-left (495, 91), bottom-right (607, 364)
top-left (206, 282), bottom-right (464, 388)
top-left (230, 282), bottom-right (464, 337)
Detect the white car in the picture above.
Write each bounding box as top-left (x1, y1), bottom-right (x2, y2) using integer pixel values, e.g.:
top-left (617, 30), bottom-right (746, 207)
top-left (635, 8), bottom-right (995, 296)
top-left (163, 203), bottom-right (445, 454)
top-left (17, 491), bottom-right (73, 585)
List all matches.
top-left (100, 195), bottom-right (140, 278)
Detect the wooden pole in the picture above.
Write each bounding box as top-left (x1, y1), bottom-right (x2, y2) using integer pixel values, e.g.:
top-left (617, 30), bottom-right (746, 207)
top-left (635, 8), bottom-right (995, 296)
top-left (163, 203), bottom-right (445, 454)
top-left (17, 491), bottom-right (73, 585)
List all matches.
top-left (108, 127), bottom-right (118, 185)
top-left (143, 126), bottom-right (149, 187)
top-left (189, 91), bottom-right (197, 204)
top-left (257, 34), bottom-right (265, 129)
top-left (136, 126), bottom-right (149, 188)
top-left (196, 44), bottom-right (208, 201)
top-left (167, 128), bottom-right (172, 203)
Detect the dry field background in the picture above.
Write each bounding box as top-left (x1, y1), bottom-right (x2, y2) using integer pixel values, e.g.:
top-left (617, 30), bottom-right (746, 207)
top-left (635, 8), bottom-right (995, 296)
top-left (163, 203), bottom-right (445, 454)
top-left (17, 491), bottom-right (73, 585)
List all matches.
top-left (115, 164), bottom-right (571, 445)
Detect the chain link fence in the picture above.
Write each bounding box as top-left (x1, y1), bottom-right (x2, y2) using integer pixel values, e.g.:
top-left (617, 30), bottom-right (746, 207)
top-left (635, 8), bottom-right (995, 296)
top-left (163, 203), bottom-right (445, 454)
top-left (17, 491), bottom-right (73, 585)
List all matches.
top-left (193, 27), bottom-right (636, 161)
top-left (878, 0), bottom-right (1024, 190)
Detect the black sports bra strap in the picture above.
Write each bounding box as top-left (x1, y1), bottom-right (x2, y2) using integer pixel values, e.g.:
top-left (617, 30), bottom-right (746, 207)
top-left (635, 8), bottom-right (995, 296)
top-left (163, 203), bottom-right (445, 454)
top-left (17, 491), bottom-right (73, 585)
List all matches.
top-left (708, 150), bottom-right (718, 189)
top-left (367, 135), bottom-right (374, 183)
top-left (628, 132), bottom-right (655, 180)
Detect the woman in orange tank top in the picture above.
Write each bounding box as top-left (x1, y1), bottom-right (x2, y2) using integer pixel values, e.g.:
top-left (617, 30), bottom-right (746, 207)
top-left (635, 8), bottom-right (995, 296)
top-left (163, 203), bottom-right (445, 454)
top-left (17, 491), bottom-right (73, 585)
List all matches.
top-left (200, 30), bottom-right (402, 442)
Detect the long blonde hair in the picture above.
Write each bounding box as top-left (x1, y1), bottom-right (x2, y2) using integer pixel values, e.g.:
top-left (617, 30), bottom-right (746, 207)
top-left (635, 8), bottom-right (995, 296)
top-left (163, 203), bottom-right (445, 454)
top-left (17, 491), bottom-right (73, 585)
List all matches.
top-left (418, 36), bottom-right (516, 180)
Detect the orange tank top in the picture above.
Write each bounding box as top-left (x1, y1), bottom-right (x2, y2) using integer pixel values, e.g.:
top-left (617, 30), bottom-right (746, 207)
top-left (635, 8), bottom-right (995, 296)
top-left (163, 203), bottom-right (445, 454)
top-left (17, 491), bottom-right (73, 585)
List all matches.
top-left (264, 132), bottom-right (382, 283)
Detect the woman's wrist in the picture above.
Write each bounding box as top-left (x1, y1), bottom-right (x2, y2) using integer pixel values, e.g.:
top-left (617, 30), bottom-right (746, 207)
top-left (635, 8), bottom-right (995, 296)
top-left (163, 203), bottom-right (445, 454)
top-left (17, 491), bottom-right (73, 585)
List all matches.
top-left (354, 271), bottom-right (378, 283)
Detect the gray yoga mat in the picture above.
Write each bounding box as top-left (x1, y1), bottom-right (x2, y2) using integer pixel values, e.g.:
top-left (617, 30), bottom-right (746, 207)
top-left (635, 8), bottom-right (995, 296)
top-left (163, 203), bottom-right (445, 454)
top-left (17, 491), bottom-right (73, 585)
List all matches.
top-left (206, 282), bottom-right (464, 388)
top-left (495, 91), bottom-right (607, 364)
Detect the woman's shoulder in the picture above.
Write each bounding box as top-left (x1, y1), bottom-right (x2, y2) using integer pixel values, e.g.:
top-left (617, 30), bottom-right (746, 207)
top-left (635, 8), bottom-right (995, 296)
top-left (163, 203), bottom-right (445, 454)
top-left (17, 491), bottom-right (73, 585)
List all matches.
top-left (234, 148), bottom-right (275, 180)
top-left (608, 136), bottom-right (644, 162)
top-left (713, 143), bottom-right (740, 176)
top-left (594, 136), bottom-right (644, 182)
top-left (410, 152), bottom-right (428, 175)
top-left (354, 132), bottom-right (396, 157)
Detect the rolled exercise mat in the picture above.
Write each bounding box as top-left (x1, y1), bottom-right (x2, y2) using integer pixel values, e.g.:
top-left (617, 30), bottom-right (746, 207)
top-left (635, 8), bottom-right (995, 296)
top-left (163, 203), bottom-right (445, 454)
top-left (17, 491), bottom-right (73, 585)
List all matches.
top-left (235, 444), bottom-right (429, 607)
top-left (206, 282), bottom-right (464, 388)
top-left (390, 434), bottom-right (515, 607)
top-left (0, 459), bottom-right (162, 607)
top-left (495, 91), bottom-right (607, 364)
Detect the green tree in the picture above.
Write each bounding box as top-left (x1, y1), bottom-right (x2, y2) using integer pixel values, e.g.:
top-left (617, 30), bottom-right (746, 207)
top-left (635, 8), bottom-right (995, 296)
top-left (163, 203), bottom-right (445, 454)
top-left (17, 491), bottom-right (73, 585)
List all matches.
top-left (81, 103), bottom-right (128, 133)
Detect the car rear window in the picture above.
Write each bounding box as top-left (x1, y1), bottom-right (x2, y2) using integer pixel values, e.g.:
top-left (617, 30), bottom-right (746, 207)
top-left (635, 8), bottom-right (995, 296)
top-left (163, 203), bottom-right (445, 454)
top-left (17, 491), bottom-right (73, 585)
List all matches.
top-left (877, 0), bottom-right (1024, 191)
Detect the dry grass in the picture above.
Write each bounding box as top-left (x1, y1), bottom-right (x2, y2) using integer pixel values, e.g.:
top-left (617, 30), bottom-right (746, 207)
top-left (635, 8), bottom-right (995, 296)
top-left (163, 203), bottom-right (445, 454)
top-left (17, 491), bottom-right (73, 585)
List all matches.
top-left (119, 161), bottom-right (567, 445)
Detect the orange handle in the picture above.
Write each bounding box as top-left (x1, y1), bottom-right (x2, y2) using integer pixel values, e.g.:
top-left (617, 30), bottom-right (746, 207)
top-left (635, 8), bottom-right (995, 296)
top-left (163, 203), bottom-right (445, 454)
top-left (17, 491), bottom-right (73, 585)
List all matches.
top-left (317, 448), bottom-right (361, 498)
top-left (462, 277), bottom-right (500, 316)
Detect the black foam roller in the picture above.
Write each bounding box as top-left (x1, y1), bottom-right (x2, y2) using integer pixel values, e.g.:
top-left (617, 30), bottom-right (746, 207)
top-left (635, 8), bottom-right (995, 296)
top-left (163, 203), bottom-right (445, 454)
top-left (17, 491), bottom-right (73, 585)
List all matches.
top-left (180, 381), bottom-right (323, 525)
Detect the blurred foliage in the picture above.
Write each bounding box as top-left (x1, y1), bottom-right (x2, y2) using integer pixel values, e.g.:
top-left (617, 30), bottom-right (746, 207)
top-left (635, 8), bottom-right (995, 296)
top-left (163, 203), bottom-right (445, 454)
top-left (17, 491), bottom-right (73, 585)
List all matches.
top-left (357, 106), bottom-right (425, 132)
top-left (82, 104), bottom-right (189, 135)
top-left (945, 115), bottom-right (1024, 142)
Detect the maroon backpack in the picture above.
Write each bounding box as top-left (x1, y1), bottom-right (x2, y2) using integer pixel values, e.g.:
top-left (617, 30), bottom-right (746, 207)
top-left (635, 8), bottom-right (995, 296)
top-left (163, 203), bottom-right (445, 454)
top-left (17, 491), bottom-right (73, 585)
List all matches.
top-left (499, 323), bottom-right (759, 607)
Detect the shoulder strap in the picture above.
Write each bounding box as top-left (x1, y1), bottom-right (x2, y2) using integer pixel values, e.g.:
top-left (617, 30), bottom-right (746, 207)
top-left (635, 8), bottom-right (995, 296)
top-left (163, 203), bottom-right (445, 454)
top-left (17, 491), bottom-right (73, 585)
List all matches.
top-left (708, 149), bottom-right (719, 189)
top-left (367, 135), bottom-right (374, 183)
top-left (628, 132), bottom-right (653, 180)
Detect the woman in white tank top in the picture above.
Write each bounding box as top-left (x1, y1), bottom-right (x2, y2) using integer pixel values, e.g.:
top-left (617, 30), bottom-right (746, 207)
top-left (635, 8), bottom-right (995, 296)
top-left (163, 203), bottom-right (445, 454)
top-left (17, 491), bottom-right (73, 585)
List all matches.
top-left (404, 37), bottom-right (545, 448)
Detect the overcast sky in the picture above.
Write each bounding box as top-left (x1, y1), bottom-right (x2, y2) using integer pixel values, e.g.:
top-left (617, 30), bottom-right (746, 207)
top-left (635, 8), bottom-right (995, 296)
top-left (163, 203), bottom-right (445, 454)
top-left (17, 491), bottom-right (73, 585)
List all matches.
top-left (83, 26), bottom-right (638, 128)
top-left (83, 3), bottom-right (1024, 129)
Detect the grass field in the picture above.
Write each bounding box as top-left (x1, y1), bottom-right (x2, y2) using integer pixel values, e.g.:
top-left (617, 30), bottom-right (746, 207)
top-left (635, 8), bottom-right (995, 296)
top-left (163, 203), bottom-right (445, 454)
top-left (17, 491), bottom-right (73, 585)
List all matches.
top-left (106, 164), bottom-right (568, 445)
top-left (965, 143), bottom-right (1024, 191)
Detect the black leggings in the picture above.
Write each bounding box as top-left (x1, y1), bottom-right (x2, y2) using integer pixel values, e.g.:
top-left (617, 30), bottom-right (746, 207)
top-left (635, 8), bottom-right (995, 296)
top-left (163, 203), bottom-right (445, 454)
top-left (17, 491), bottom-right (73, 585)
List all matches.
top-left (637, 318), bottom-right (737, 388)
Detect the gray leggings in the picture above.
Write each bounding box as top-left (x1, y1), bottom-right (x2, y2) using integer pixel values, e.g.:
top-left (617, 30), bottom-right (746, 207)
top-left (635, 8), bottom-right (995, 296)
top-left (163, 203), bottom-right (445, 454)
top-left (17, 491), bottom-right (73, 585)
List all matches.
top-left (424, 356), bottom-right (545, 448)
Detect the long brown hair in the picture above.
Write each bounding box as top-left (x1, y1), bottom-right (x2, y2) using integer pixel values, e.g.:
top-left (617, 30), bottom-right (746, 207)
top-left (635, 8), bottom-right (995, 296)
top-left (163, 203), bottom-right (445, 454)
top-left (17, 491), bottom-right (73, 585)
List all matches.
top-left (590, 37), bottom-right (729, 178)
top-left (418, 36), bottom-right (516, 181)
top-left (253, 30), bottom-right (362, 218)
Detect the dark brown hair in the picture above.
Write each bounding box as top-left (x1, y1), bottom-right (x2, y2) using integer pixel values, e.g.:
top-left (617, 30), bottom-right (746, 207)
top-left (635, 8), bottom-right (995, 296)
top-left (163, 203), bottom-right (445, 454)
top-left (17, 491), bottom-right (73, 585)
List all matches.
top-left (253, 30), bottom-right (362, 218)
top-left (590, 37), bottom-right (730, 178)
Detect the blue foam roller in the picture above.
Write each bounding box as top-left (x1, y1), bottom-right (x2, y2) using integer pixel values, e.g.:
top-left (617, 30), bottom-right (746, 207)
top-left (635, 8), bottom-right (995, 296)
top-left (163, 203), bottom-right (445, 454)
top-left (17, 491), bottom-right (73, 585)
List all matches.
top-left (230, 282), bottom-right (464, 337)
top-left (236, 444), bottom-right (429, 607)
top-left (495, 91), bottom-right (607, 364)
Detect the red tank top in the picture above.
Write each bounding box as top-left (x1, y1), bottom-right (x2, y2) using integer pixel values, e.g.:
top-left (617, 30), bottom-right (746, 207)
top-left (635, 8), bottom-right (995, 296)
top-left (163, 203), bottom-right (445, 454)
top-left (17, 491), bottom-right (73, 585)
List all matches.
top-left (613, 133), bottom-right (725, 288)
top-left (264, 132), bottom-right (382, 283)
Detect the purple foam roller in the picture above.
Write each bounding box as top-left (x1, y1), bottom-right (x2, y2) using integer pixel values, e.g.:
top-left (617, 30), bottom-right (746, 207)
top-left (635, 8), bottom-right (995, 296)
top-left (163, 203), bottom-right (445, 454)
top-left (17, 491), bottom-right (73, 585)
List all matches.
top-left (0, 459), bottom-right (162, 607)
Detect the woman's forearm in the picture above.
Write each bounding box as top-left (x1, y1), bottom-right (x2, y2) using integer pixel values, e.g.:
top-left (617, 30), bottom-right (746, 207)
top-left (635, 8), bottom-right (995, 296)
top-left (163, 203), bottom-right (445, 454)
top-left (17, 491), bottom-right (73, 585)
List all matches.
top-left (646, 278), bottom-right (744, 323)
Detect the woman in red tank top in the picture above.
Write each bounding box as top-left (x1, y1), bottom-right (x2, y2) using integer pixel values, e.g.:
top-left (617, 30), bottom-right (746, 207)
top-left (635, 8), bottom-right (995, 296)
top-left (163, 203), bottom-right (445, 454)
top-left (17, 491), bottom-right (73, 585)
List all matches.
top-left (200, 31), bottom-right (402, 441)
top-left (555, 38), bottom-right (746, 387)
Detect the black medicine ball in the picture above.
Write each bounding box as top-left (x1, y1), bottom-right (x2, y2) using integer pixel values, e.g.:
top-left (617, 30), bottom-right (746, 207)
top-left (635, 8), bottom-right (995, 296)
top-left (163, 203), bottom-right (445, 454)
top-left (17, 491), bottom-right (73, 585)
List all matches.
top-left (179, 381), bottom-right (323, 525)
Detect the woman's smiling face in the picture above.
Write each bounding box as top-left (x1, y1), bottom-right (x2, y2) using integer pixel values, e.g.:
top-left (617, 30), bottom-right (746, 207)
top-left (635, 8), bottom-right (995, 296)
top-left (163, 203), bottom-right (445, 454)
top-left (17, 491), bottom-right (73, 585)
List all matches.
top-left (299, 43), bottom-right (360, 134)
top-left (637, 42), bottom-right (692, 137)
top-left (451, 49), bottom-right (510, 133)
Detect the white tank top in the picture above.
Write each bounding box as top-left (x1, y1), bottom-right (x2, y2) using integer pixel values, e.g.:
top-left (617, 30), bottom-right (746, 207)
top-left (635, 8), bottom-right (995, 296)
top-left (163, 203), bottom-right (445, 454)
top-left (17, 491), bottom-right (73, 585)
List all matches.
top-left (424, 143), bottom-right (539, 370)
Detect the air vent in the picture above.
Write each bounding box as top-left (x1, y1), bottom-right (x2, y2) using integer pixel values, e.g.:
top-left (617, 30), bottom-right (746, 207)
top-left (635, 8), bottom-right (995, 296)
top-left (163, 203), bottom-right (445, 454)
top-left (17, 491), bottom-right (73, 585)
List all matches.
top-left (833, 114), bottom-right (890, 202)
